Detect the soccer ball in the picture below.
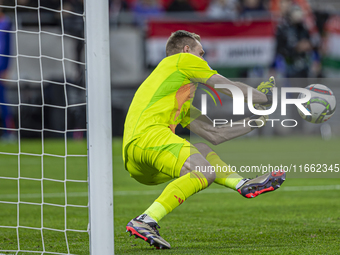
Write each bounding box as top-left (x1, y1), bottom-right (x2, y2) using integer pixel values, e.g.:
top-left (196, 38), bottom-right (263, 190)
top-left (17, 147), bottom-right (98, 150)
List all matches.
top-left (298, 84), bottom-right (336, 124)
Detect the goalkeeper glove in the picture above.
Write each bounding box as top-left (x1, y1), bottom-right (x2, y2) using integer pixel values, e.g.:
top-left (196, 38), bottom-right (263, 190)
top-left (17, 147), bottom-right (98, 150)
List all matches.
top-left (249, 104), bottom-right (268, 130)
top-left (257, 76), bottom-right (275, 107)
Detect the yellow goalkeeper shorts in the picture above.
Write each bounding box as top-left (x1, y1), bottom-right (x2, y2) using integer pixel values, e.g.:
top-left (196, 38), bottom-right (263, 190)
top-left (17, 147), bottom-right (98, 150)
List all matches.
top-left (124, 126), bottom-right (199, 185)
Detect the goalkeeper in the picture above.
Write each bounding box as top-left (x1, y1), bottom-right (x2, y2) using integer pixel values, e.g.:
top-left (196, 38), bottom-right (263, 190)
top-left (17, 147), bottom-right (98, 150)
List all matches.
top-left (123, 30), bottom-right (285, 249)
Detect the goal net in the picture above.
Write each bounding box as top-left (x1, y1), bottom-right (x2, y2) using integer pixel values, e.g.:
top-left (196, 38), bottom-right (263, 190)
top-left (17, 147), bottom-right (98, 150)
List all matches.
top-left (0, 0), bottom-right (113, 254)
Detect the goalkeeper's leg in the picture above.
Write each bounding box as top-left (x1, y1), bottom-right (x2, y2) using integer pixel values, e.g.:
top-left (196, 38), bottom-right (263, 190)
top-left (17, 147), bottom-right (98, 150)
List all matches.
top-left (126, 153), bottom-right (215, 249)
top-left (144, 153), bottom-right (215, 222)
top-left (194, 143), bottom-right (246, 190)
top-left (194, 143), bottom-right (286, 198)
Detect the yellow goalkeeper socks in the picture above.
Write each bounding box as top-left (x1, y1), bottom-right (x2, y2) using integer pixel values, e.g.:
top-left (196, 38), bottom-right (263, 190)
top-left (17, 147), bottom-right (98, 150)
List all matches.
top-left (206, 151), bottom-right (243, 190)
top-left (144, 171), bottom-right (208, 222)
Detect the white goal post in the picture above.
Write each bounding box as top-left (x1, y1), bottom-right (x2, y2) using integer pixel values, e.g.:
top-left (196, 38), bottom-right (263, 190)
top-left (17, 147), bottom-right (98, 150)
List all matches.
top-left (85, 0), bottom-right (114, 254)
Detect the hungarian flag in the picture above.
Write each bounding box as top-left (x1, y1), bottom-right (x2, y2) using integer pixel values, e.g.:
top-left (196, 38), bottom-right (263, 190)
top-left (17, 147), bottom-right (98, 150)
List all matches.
top-left (146, 20), bottom-right (276, 67)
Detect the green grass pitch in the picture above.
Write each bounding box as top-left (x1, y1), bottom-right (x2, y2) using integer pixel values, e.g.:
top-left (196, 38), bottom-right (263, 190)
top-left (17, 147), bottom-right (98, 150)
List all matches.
top-left (0, 136), bottom-right (339, 254)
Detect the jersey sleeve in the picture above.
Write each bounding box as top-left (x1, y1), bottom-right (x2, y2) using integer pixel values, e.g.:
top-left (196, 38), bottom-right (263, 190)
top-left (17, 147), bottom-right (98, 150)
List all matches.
top-left (177, 53), bottom-right (218, 84)
top-left (180, 105), bottom-right (202, 128)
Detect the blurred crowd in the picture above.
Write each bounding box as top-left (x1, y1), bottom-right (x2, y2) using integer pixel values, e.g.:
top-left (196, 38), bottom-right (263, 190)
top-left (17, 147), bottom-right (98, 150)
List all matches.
top-left (0, 0), bottom-right (335, 82)
top-left (0, 0), bottom-right (334, 80)
top-left (109, 0), bottom-right (272, 21)
top-left (107, 0), bottom-right (330, 79)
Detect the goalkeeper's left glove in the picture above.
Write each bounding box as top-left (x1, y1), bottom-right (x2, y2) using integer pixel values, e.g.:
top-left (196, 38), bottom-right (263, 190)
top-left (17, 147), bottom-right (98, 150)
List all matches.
top-left (257, 76), bottom-right (275, 107)
top-left (249, 104), bottom-right (268, 130)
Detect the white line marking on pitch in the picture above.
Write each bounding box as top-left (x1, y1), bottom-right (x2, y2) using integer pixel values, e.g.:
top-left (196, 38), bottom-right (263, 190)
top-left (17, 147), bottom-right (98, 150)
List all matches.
top-left (114, 185), bottom-right (340, 196)
top-left (0, 185), bottom-right (339, 200)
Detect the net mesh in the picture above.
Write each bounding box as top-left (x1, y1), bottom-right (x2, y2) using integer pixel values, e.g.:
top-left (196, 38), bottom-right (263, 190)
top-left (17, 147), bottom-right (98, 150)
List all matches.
top-left (0, 1), bottom-right (89, 254)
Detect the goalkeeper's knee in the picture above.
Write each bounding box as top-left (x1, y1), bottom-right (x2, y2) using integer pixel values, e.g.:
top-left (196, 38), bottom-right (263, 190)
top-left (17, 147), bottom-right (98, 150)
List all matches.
top-left (180, 153), bottom-right (216, 186)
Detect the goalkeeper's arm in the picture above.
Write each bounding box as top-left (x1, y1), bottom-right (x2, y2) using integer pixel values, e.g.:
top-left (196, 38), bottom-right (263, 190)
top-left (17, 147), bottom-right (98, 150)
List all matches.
top-left (205, 74), bottom-right (274, 106)
top-left (186, 112), bottom-right (268, 146)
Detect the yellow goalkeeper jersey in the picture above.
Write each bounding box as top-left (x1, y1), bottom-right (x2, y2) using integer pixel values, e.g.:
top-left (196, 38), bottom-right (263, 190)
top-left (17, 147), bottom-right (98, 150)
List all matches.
top-left (122, 53), bottom-right (217, 161)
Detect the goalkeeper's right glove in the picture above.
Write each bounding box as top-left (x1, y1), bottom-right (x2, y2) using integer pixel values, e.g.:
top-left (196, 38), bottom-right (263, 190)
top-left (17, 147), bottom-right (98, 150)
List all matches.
top-left (257, 76), bottom-right (275, 107)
